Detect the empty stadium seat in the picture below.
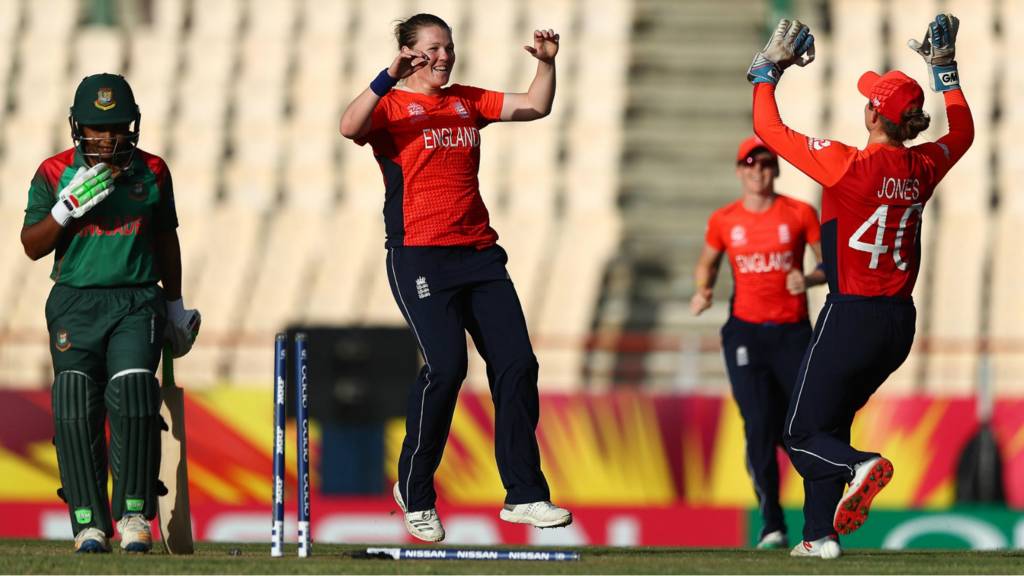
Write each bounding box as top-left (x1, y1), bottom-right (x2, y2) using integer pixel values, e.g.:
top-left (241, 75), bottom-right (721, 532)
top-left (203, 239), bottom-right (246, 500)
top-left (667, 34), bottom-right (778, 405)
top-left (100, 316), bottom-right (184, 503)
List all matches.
top-left (536, 211), bottom-right (622, 389)
top-left (829, 0), bottom-right (883, 144)
top-left (2, 0), bottom-right (1016, 394)
top-left (304, 208), bottom-right (383, 325)
top-left (70, 27), bottom-right (125, 83)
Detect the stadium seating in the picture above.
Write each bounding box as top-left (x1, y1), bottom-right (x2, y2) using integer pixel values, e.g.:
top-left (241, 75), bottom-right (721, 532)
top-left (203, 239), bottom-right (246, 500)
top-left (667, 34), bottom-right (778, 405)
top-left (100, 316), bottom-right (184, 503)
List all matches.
top-left (0, 0), bottom-right (1020, 398)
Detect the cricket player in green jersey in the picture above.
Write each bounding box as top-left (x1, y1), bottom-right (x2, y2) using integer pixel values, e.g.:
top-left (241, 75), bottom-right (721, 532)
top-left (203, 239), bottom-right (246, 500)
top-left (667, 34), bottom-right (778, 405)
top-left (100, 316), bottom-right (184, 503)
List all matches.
top-left (20, 73), bottom-right (200, 553)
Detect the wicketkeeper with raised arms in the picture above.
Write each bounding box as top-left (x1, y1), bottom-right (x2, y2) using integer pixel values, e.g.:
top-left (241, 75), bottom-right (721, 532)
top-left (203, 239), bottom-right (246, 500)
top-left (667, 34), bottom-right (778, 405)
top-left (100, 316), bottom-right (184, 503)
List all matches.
top-left (20, 73), bottom-right (200, 553)
top-left (747, 14), bottom-right (973, 559)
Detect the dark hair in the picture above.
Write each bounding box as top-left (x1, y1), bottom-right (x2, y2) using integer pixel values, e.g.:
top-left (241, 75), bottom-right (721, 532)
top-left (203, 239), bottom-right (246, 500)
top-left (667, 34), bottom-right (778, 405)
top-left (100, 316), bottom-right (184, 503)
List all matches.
top-left (394, 13), bottom-right (451, 49)
top-left (880, 108), bottom-right (931, 142)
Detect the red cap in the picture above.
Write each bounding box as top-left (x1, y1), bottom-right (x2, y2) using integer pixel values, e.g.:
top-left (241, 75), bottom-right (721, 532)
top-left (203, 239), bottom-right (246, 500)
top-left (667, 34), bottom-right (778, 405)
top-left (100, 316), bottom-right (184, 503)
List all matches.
top-left (857, 70), bottom-right (924, 124)
top-left (736, 136), bottom-right (777, 164)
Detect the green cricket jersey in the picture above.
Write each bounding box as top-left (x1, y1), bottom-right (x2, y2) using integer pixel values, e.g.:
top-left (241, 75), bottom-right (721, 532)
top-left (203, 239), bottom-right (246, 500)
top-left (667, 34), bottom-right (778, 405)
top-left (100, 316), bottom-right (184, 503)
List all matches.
top-left (23, 147), bottom-right (177, 287)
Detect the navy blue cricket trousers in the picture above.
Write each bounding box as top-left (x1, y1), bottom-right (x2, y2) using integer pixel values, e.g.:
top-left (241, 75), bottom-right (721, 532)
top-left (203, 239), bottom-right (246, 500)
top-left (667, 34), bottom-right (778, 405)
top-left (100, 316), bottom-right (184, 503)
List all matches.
top-left (386, 245), bottom-right (550, 512)
top-left (784, 295), bottom-right (916, 541)
top-left (721, 316), bottom-right (811, 539)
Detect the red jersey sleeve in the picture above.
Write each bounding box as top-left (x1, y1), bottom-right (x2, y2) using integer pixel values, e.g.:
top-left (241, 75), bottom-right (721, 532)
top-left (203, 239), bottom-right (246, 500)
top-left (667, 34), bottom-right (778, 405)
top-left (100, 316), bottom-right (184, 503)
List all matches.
top-left (705, 210), bottom-right (725, 251)
top-left (452, 85), bottom-right (504, 125)
top-left (753, 84), bottom-right (858, 188)
top-left (354, 95), bottom-right (398, 147)
top-left (913, 88), bottom-right (974, 183)
top-left (802, 202), bottom-right (821, 244)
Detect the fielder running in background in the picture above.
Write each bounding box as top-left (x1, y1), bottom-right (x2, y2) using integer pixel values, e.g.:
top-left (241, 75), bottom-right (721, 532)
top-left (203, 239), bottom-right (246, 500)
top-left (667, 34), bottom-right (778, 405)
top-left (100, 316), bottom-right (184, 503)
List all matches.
top-left (691, 136), bottom-right (825, 550)
top-left (20, 74), bottom-right (200, 553)
top-left (747, 15), bottom-right (973, 559)
top-left (339, 14), bottom-right (571, 542)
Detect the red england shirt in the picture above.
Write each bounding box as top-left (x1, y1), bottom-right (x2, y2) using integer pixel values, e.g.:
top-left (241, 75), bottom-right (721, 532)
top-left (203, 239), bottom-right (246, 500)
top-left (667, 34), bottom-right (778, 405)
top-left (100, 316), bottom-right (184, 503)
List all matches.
top-left (357, 84), bottom-right (504, 248)
top-left (706, 194), bottom-right (821, 324)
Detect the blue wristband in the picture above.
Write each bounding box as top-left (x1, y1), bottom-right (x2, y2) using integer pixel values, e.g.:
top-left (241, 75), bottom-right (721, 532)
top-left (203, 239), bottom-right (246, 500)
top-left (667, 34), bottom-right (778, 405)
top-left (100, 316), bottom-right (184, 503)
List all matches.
top-left (746, 53), bottom-right (782, 86)
top-left (931, 62), bottom-right (959, 92)
top-left (370, 69), bottom-right (398, 97)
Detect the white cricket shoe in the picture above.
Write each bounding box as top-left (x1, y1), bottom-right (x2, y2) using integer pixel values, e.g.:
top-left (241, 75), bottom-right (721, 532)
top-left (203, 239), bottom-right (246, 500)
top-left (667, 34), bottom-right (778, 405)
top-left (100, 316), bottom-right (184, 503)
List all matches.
top-left (499, 501), bottom-right (573, 528)
top-left (790, 535), bottom-right (842, 559)
top-left (834, 456), bottom-right (894, 535)
top-left (117, 514), bottom-right (152, 553)
top-left (393, 482), bottom-right (445, 542)
top-left (74, 527), bottom-right (110, 553)
top-left (756, 530), bottom-right (787, 549)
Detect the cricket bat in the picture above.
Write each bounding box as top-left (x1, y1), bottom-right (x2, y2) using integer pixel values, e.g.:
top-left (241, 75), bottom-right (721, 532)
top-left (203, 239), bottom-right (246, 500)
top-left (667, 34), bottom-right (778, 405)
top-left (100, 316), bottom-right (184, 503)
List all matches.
top-left (158, 345), bottom-right (195, 554)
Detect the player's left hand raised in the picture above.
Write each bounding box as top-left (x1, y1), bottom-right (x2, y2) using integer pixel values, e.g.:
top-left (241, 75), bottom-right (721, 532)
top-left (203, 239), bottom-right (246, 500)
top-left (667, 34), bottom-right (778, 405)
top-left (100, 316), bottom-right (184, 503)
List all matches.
top-left (524, 29), bottom-right (559, 63)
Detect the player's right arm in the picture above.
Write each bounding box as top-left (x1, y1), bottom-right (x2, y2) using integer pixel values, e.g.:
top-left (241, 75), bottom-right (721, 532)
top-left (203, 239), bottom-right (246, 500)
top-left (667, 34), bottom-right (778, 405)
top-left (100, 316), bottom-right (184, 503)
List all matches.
top-left (752, 84), bottom-right (857, 188)
top-left (20, 216), bottom-right (63, 261)
top-left (21, 163), bottom-right (112, 260)
top-left (747, 19), bottom-right (856, 188)
top-left (339, 48), bottom-right (428, 140)
top-left (691, 244), bottom-right (724, 316)
top-left (21, 163), bottom-right (62, 259)
top-left (692, 212), bottom-right (727, 316)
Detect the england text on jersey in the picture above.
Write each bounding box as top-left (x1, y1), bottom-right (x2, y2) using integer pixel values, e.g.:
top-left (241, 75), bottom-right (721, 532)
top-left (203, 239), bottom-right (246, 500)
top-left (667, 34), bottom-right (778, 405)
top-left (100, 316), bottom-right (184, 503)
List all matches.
top-left (357, 85), bottom-right (504, 248)
top-left (706, 195), bottom-right (821, 324)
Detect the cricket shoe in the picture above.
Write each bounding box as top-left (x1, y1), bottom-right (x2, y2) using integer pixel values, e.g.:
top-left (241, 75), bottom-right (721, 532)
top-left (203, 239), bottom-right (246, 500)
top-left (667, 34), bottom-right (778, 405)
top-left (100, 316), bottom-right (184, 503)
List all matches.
top-left (499, 501), bottom-right (573, 528)
top-left (756, 530), bottom-right (787, 549)
top-left (790, 535), bottom-right (841, 559)
top-left (393, 482), bottom-right (445, 542)
top-left (74, 527), bottom-right (110, 553)
top-left (117, 514), bottom-right (153, 552)
top-left (834, 456), bottom-right (894, 535)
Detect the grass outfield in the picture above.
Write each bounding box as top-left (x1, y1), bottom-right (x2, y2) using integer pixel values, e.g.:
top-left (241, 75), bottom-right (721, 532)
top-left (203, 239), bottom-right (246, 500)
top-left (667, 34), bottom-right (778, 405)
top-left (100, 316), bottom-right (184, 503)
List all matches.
top-left (3, 540), bottom-right (1024, 574)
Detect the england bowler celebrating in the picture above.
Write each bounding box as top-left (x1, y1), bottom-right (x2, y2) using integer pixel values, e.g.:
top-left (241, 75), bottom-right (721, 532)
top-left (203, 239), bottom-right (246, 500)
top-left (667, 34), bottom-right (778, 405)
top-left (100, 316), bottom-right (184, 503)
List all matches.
top-left (340, 13), bottom-right (571, 543)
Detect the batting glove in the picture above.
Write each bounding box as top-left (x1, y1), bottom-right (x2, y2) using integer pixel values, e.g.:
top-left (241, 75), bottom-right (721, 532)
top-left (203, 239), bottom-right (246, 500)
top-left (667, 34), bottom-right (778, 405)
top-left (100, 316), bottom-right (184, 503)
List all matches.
top-left (908, 13), bottom-right (960, 92)
top-left (165, 298), bottom-right (201, 358)
top-left (747, 19), bottom-right (815, 86)
top-left (50, 163), bottom-right (114, 227)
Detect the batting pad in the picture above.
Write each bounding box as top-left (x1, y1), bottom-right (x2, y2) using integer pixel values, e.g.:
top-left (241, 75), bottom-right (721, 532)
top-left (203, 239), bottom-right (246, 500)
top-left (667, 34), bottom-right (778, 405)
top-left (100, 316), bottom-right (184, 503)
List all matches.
top-left (106, 369), bottom-right (162, 521)
top-left (52, 370), bottom-right (113, 537)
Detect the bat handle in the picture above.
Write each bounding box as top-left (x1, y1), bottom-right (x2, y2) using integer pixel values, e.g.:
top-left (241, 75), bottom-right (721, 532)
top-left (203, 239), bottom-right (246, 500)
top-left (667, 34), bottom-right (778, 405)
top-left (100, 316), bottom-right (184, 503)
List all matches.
top-left (162, 344), bottom-right (175, 386)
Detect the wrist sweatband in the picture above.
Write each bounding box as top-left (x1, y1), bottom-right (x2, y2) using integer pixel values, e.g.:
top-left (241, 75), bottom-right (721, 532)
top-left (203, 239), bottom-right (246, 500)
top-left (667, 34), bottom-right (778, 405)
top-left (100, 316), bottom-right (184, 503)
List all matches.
top-left (370, 69), bottom-right (399, 97)
top-left (931, 62), bottom-right (959, 92)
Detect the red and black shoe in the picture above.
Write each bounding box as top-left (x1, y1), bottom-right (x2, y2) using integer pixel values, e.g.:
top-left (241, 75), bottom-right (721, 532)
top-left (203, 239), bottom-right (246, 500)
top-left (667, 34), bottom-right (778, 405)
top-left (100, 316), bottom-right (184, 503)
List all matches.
top-left (833, 456), bottom-right (894, 535)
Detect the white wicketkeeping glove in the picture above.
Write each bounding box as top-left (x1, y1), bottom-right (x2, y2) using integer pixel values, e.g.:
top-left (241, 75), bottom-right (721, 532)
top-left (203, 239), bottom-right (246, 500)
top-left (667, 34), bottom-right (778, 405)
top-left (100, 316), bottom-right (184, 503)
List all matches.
top-left (50, 163), bottom-right (114, 227)
top-left (747, 19), bottom-right (816, 86)
top-left (165, 298), bottom-right (201, 358)
top-left (908, 13), bottom-right (960, 92)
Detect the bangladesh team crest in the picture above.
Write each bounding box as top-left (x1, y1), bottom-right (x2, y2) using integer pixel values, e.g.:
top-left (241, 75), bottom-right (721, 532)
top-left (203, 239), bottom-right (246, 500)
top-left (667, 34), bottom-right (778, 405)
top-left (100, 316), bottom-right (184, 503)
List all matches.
top-left (56, 329), bottom-right (71, 352)
top-left (94, 88), bottom-right (116, 111)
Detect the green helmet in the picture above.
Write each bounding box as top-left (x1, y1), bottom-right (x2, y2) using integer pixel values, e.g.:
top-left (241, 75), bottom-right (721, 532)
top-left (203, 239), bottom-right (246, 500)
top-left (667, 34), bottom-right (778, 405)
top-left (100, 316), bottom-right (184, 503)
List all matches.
top-left (68, 73), bottom-right (141, 169)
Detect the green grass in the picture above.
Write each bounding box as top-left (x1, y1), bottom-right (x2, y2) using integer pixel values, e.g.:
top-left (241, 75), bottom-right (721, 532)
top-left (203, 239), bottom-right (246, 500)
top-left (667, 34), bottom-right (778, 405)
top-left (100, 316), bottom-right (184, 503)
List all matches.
top-left (3, 540), bottom-right (1024, 574)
